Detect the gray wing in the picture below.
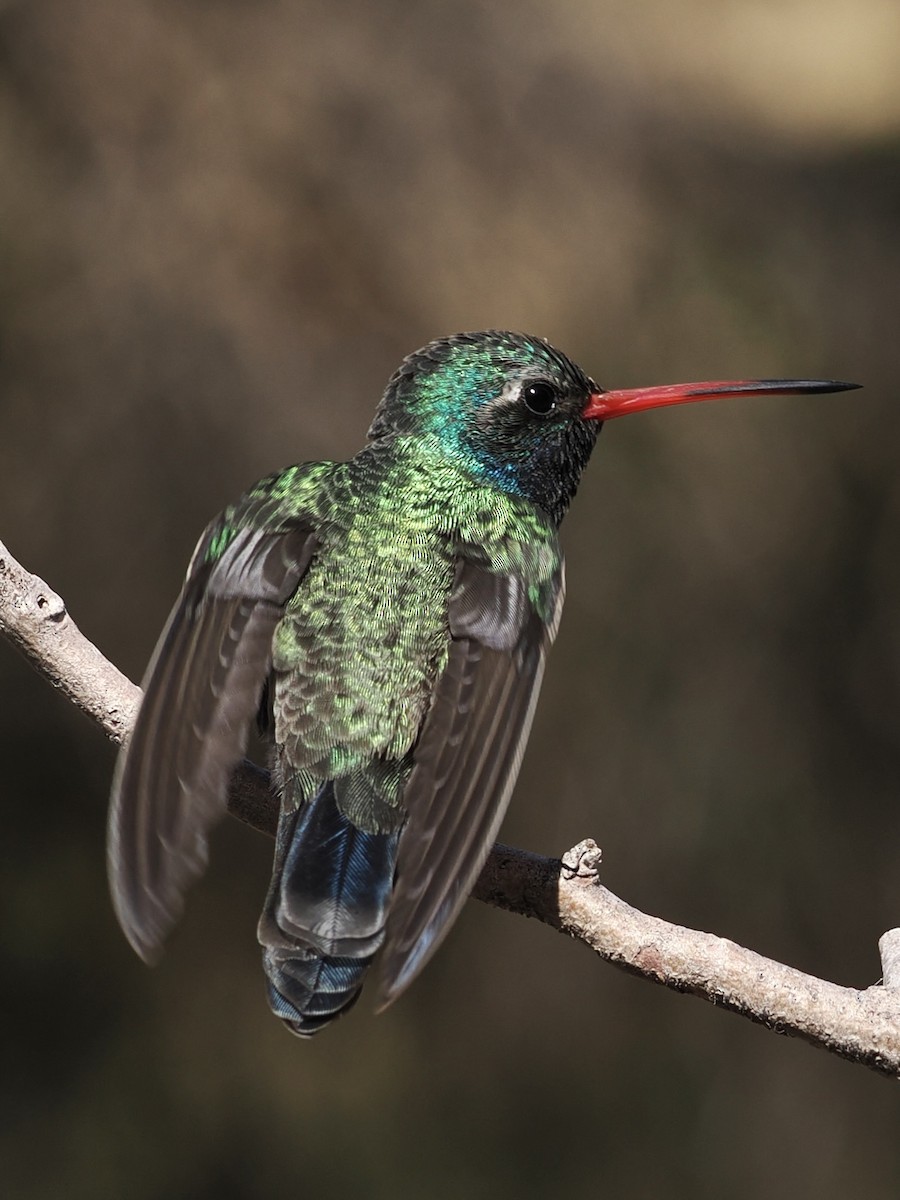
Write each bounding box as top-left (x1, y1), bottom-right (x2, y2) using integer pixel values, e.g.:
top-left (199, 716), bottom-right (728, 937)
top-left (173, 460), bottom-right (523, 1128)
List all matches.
top-left (108, 520), bottom-right (317, 962)
top-left (375, 555), bottom-right (564, 1007)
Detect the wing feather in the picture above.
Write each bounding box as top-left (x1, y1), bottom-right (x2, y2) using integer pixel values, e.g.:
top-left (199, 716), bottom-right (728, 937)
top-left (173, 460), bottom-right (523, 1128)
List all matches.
top-left (376, 556), bottom-right (564, 1005)
top-left (108, 521), bottom-right (317, 961)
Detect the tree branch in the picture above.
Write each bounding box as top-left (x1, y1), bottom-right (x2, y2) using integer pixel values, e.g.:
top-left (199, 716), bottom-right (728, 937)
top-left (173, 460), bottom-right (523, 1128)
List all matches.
top-left (2, 534), bottom-right (898, 1077)
top-left (0, 540), bottom-right (142, 743)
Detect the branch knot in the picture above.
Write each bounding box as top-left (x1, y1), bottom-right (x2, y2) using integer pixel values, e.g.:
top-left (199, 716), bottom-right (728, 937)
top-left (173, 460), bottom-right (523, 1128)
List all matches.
top-left (560, 838), bottom-right (602, 881)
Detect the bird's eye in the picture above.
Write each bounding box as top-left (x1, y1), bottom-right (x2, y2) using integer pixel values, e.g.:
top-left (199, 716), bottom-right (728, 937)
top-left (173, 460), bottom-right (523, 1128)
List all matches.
top-left (521, 381), bottom-right (557, 416)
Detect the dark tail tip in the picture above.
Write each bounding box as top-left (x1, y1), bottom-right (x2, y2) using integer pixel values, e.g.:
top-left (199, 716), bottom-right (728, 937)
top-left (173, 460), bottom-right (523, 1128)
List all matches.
top-left (263, 948), bottom-right (369, 1036)
top-left (258, 780), bottom-right (401, 1037)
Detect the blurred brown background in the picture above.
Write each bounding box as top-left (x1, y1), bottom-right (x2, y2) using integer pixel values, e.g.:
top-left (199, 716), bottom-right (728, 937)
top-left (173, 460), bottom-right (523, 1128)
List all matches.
top-left (2, 1), bottom-right (899, 1196)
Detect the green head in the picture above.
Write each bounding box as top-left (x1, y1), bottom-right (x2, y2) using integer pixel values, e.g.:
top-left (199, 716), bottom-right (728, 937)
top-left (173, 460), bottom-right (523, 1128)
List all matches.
top-left (368, 331), bottom-right (600, 526)
top-left (367, 329), bottom-right (859, 527)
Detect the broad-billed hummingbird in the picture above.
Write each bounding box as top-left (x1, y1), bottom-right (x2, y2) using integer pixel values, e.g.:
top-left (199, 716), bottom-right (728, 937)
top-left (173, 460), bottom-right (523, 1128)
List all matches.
top-left (108, 331), bottom-right (856, 1036)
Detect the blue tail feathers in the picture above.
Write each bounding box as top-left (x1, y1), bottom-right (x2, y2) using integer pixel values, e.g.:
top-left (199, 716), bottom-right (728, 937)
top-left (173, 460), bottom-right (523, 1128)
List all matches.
top-left (258, 781), bottom-right (400, 1036)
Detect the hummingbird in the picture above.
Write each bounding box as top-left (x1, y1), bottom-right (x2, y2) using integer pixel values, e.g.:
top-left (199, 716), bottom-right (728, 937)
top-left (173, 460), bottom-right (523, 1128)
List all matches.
top-left (107, 330), bottom-right (857, 1036)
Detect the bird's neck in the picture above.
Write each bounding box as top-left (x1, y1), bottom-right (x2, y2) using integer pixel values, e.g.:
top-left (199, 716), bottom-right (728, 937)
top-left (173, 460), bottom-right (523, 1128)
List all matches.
top-left (380, 428), bottom-right (592, 529)
top-left (383, 431), bottom-right (538, 508)
top-left (352, 437), bottom-right (561, 579)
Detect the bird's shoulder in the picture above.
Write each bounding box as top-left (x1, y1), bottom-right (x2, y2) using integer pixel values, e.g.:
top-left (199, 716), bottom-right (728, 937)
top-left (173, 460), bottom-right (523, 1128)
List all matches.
top-left (449, 481), bottom-right (563, 627)
top-left (189, 460), bottom-right (348, 572)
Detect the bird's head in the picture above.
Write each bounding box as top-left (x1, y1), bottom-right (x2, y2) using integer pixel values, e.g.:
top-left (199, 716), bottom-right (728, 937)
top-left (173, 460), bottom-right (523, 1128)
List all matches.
top-left (368, 330), bottom-right (858, 527)
top-left (368, 331), bottom-right (601, 524)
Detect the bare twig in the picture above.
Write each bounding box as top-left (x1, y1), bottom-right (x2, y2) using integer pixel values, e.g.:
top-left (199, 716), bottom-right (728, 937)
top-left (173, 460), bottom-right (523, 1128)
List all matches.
top-left (2, 534), bottom-right (899, 1077)
top-left (0, 539), bottom-right (142, 743)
